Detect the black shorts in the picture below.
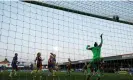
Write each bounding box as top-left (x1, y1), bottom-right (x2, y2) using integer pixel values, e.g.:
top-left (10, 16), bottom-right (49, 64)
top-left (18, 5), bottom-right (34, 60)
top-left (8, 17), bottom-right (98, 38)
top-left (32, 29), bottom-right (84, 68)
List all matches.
top-left (48, 64), bottom-right (54, 69)
top-left (12, 63), bottom-right (18, 70)
top-left (67, 65), bottom-right (71, 70)
top-left (37, 63), bottom-right (42, 69)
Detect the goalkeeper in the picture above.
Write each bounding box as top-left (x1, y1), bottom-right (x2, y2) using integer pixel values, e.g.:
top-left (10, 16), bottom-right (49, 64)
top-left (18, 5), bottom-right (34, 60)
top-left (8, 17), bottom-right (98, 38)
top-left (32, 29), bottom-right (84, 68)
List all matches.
top-left (86, 34), bottom-right (103, 80)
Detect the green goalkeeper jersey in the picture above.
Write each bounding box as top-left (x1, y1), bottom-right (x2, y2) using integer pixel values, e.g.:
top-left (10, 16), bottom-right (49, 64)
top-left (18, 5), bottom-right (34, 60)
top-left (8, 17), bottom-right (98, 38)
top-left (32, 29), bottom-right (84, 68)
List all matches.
top-left (91, 46), bottom-right (101, 60)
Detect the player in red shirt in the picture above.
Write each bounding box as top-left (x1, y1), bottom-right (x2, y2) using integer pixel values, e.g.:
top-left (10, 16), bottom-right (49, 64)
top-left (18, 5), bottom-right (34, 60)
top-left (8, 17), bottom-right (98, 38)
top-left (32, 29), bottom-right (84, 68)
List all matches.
top-left (35, 52), bottom-right (44, 72)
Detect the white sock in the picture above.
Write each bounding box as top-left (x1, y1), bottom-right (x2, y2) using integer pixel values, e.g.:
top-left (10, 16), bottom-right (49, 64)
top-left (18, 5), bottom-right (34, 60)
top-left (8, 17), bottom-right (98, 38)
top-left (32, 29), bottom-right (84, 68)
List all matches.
top-left (14, 71), bottom-right (17, 75)
top-left (9, 72), bottom-right (12, 76)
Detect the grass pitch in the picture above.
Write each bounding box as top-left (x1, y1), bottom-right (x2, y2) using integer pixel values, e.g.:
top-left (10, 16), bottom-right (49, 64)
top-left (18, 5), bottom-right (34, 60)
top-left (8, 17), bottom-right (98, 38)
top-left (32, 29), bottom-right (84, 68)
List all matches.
top-left (0, 71), bottom-right (132, 80)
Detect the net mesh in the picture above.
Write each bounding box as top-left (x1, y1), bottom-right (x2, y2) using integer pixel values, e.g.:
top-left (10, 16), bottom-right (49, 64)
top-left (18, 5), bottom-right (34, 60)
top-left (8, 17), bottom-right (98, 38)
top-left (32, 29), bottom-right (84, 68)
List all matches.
top-left (42, 1), bottom-right (133, 22)
top-left (0, 1), bottom-right (133, 79)
top-left (0, 1), bottom-right (133, 64)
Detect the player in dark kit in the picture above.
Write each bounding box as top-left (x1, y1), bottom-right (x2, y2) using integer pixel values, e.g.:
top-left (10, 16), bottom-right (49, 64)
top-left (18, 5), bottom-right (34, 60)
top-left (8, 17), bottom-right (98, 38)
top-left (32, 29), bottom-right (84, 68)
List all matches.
top-left (67, 58), bottom-right (71, 76)
top-left (35, 52), bottom-right (44, 72)
top-left (48, 53), bottom-right (54, 76)
top-left (9, 53), bottom-right (19, 77)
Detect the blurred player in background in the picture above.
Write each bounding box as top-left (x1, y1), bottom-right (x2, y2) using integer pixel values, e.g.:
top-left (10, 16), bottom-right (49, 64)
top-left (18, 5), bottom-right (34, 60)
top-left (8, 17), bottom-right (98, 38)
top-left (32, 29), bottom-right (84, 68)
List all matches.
top-left (35, 52), bottom-right (44, 73)
top-left (67, 58), bottom-right (71, 76)
top-left (48, 53), bottom-right (55, 76)
top-left (9, 53), bottom-right (19, 77)
top-left (52, 54), bottom-right (56, 76)
top-left (86, 34), bottom-right (103, 80)
top-left (83, 62), bottom-right (88, 75)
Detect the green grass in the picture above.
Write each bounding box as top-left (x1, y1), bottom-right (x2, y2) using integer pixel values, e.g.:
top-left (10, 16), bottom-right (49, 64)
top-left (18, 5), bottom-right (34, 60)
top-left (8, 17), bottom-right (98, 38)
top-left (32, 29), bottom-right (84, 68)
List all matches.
top-left (0, 71), bottom-right (132, 80)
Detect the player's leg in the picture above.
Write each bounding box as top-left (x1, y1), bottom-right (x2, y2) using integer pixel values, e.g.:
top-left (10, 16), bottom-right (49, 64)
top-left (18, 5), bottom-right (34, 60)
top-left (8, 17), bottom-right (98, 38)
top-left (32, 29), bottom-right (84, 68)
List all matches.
top-left (55, 65), bottom-right (58, 72)
top-left (87, 64), bottom-right (92, 80)
top-left (67, 67), bottom-right (71, 76)
top-left (100, 63), bottom-right (104, 76)
top-left (83, 66), bottom-right (88, 75)
top-left (66, 66), bottom-right (69, 75)
top-left (9, 69), bottom-right (14, 77)
top-left (52, 64), bottom-right (56, 76)
top-left (48, 68), bottom-right (52, 76)
top-left (9, 63), bottom-right (15, 77)
top-left (54, 65), bottom-right (59, 76)
top-left (93, 59), bottom-right (100, 76)
top-left (67, 68), bottom-right (69, 75)
top-left (38, 64), bottom-right (43, 79)
top-left (90, 60), bottom-right (96, 76)
top-left (39, 63), bottom-right (42, 72)
top-left (84, 69), bottom-right (87, 75)
top-left (36, 63), bottom-right (40, 73)
top-left (48, 65), bottom-right (50, 74)
top-left (14, 64), bottom-right (18, 76)
top-left (96, 60), bottom-right (101, 80)
top-left (48, 64), bottom-right (52, 76)
top-left (96, 69), bottom-right (101, 80)
top-left (48, 64), bottom-right (53, 75)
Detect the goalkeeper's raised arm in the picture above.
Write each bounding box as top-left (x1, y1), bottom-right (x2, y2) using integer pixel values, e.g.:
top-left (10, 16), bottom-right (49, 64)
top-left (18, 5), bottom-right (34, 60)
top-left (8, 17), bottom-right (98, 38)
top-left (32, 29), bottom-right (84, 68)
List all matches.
top-left (99, 34), bottom-right (103, 47)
